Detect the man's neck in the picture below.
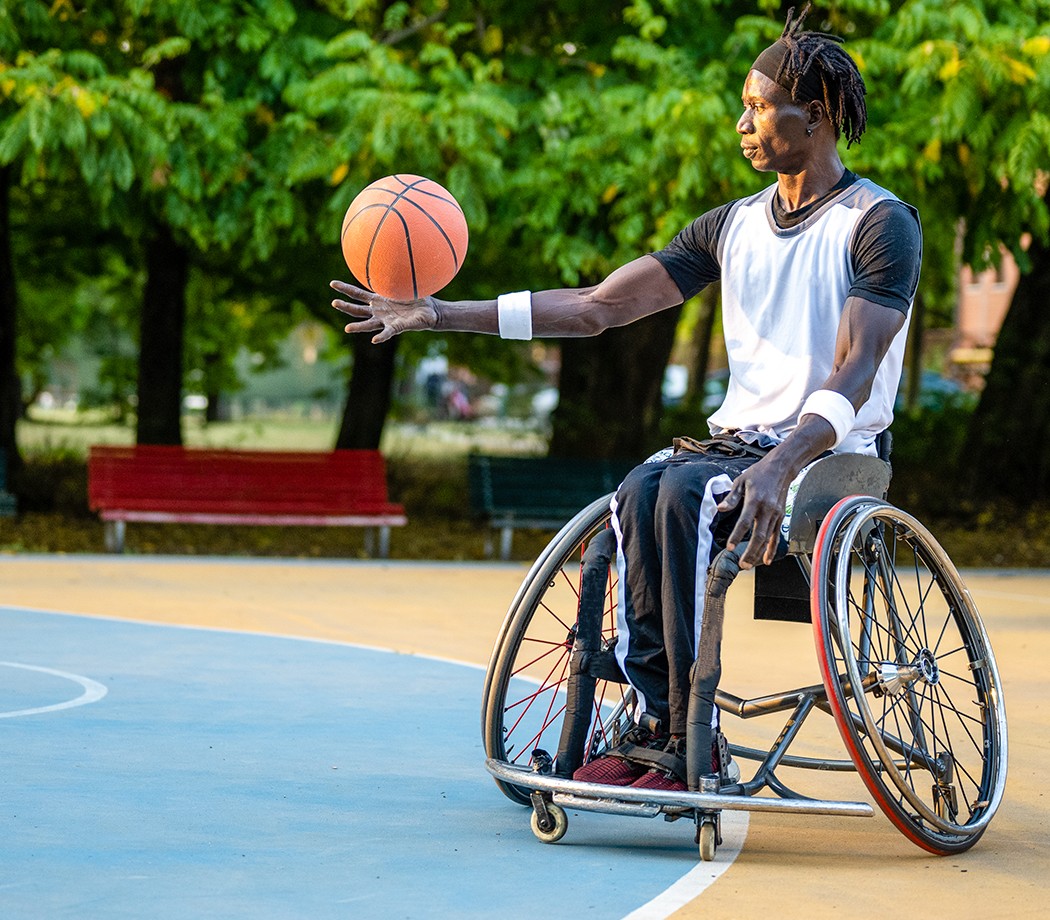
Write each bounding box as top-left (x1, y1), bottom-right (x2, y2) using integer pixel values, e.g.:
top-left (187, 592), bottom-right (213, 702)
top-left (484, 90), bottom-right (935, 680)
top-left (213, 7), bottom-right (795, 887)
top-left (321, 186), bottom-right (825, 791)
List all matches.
top-left (776, 154), bottom-right (846, 212)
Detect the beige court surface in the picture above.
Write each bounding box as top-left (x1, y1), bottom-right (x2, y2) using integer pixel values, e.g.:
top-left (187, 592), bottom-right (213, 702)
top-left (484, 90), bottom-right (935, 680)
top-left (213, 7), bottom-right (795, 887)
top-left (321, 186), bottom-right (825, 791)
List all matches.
top-left (2, 555), bottom-right (1048, 919)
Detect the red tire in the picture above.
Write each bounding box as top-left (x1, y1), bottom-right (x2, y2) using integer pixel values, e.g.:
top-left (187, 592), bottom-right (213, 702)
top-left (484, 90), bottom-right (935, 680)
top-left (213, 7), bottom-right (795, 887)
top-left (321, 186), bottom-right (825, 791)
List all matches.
top-left (811, 498), bottom-right (1007, 855)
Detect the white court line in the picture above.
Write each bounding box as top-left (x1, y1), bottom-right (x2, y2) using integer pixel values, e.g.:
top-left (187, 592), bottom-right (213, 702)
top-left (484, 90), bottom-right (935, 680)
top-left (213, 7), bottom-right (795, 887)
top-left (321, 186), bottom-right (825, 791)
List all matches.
top-left (620, 812), bottom-right (748, 920)
top-left (1, 604), bottom-right (747, 914)
top-left (0, 661), bottom-right (108, 718)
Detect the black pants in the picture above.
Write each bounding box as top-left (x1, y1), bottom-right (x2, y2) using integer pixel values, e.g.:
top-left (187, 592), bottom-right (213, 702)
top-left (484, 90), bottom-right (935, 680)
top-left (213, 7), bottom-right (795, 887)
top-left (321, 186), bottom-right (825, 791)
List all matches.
top-left (610, 447), bottom-right (765, 734)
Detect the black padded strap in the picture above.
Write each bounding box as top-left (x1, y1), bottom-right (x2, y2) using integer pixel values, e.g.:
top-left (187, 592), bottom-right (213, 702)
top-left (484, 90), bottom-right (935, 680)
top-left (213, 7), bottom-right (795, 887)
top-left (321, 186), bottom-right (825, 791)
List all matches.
top-left (613, 743), bottom-right (686, 779)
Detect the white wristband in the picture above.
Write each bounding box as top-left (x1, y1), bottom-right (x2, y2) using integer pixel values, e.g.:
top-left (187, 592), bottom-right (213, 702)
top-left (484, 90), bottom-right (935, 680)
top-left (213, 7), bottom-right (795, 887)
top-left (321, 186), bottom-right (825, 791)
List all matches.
top-left (799, 389), bottom-right (856, 449)
top-left (497, 290), bottom-right (532, 340)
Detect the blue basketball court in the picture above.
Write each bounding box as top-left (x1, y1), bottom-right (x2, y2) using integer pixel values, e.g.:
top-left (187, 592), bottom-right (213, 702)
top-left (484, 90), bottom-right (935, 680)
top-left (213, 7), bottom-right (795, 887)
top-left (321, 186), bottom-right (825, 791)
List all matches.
top-left (0, 602), bottom-right (742, 919)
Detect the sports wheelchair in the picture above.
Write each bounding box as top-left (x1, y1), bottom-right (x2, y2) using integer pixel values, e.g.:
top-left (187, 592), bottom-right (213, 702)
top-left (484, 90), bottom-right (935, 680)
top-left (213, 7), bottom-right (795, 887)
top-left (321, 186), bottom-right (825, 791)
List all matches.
top-left (481, 449), bottom-right (1008, 861)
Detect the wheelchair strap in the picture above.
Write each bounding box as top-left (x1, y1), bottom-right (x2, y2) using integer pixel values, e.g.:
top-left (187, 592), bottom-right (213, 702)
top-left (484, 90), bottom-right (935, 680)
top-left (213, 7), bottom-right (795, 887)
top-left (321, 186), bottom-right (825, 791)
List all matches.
top-left (610, 742), bottom-right (686, 780)
top-left (672, 433), bottom-right (774, 460)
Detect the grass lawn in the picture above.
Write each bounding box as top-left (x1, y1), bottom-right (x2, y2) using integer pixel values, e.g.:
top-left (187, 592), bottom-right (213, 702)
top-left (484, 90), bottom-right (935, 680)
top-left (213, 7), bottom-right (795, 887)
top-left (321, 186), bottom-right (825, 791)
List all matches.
top-left (16, 410), bottom-right (546, 458)
top-left (5, 409), bottom-right (1048, 567)
top-left (4, 410), bottom-right (552, 560)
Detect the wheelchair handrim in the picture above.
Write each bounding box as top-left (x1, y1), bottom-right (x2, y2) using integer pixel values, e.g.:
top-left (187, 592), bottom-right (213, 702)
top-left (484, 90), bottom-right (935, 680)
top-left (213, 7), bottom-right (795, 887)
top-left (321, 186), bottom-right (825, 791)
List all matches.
top-left (831, 503), bottom-right (1007, 837)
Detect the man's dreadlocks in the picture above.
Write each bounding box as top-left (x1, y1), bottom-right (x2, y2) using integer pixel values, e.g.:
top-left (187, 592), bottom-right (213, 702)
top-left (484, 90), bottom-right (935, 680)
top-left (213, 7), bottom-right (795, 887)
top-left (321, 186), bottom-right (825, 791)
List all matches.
top-left (771, 4), bottom-right (868, 146)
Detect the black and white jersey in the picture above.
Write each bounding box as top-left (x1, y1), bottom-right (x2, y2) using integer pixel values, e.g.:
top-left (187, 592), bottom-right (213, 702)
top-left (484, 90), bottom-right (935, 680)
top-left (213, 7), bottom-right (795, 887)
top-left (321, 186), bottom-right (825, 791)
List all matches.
top-left (654, 172), bottom-right (922, 455)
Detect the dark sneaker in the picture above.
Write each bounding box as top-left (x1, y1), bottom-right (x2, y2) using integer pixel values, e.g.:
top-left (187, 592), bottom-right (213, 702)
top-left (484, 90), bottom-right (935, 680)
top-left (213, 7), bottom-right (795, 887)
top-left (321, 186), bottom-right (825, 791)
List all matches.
top-left (630, 769), bottom-right (687, 792)
top-left (572, 724), bottom-right (665, 786)
top-left (629, 732), bottom-right (740, 791)
top-left (630, 734), bottom-right (687, 791)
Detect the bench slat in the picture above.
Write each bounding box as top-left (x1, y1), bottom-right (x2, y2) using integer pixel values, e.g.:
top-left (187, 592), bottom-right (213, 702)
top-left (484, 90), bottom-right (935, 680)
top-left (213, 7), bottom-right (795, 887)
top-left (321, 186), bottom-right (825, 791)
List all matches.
top-left (88, 446), bottom-right (406, 556)
top-left (468, 454), bottom-right (636, 559)
top-left (89, 446), bottom-right (402, 517)
top-left (100, 511), bottom-right (408, 526)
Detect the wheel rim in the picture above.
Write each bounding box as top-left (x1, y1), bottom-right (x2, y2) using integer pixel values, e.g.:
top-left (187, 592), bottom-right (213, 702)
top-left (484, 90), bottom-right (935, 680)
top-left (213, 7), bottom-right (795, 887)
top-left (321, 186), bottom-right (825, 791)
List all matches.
top-left (484, 499), bottom-right (633, 780)
top-left (826, 502), bottom-right (1007, 839)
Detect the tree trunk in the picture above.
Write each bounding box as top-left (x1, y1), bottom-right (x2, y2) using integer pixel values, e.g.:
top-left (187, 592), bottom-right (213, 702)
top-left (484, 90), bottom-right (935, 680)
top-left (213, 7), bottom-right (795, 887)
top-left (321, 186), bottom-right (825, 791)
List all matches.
top-left (963, 226), bottom-right (1050, 500)
top-left (136, 223), bottom-right (189, 445)
top-left (0, 167), bottom-right (22, 485)
top-left (548, 306), bottom-right (683, 460)
top-left (681, 285), bottom-right (719, 413)
top-left (335, 336), bottom-right (398, 450)
top-left (203, 351), bottom-right (231, 423)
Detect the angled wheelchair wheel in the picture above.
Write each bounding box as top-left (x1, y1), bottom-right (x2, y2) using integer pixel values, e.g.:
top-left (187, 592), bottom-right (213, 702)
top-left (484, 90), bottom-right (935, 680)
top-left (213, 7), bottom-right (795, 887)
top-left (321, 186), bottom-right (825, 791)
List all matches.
top-left (812, 497), bottom-right (1008, 854)
top-left (482, 493), bottom-right (633, 806)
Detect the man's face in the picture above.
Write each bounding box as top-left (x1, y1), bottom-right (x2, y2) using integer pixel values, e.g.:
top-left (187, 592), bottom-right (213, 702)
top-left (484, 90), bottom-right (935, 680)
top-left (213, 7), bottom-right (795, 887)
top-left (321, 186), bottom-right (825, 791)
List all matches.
top-left (736, 70), bottom-right (814, 174)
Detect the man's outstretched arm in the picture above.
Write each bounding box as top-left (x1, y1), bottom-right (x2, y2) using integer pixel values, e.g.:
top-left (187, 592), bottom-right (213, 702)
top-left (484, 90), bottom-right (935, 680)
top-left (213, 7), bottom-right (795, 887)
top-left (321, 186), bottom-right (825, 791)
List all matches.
top-left (330, 254), bottom-right (685, 343)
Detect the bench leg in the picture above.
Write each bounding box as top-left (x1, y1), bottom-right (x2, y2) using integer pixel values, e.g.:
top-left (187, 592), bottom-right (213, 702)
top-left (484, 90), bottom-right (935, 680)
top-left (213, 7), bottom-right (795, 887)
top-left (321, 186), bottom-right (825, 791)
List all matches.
top-left (500, 525), bottom-right (513, 561)
top-left (378, 525), bottom-right (391, 559)
top-left (104, 520), bottom-right (126, 554)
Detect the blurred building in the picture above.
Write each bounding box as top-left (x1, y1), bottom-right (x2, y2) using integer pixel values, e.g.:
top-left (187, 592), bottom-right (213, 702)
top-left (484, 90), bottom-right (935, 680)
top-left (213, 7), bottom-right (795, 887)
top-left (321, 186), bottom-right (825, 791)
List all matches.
top-left (949, 246), bottom-right (1021, 389)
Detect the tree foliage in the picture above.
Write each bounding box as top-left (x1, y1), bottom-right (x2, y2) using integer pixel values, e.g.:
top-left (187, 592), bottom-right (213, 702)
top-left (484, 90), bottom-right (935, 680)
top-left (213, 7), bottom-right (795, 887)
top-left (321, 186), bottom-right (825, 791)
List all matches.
top-left (2, 0), bottom-right (1050, 480)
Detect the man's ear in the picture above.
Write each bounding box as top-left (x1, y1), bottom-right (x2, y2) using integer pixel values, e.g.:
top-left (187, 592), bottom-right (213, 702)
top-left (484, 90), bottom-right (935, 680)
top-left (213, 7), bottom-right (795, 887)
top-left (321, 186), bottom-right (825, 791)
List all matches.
top-left (807, 99), bottom-right (827, 132)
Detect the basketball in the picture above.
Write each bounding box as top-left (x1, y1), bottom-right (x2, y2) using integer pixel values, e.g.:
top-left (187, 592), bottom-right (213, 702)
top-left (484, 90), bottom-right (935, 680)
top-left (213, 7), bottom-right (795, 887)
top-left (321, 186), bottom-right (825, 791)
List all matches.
top-left (340, 174), bottom-right (469, 301)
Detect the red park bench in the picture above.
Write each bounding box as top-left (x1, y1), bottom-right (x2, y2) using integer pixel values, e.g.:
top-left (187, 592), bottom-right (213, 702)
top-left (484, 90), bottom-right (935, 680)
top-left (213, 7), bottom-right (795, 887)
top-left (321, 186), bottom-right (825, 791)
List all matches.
top-left (88, 445), bottom-right (407, 557)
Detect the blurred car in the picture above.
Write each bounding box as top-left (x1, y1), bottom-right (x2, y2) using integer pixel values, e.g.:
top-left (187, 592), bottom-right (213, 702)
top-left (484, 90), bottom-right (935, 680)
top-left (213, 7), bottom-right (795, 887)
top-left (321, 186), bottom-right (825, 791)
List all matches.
top-left (662, 365), bottom-right (689, 406)
top-left (702, 370), bottom-right (730, 414)
top-left (895, 371), bottom-right (973, 411)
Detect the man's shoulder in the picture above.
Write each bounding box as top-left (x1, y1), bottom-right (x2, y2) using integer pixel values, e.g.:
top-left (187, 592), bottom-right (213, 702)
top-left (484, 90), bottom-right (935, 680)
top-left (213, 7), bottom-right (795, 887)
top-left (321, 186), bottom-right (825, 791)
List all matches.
top-left (841, 176), bottom-right (917, 214)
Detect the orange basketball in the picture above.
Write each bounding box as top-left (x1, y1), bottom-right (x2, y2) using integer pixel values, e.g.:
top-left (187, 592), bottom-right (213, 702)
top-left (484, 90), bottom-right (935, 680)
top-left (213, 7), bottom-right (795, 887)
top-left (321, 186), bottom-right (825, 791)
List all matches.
top-left (340, 174), bottom-right (469, 301)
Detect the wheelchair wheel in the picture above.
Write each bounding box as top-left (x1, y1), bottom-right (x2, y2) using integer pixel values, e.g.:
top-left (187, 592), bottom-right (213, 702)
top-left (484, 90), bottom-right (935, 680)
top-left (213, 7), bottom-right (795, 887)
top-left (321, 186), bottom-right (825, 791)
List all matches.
top-left (482, 494), bottom-right (633, 806)
top-left (812, 498), bottom-right (1008, 854)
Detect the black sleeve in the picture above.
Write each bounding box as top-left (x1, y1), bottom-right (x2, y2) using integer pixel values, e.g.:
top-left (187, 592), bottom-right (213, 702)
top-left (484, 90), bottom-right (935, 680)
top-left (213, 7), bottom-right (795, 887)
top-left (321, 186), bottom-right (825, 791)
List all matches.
top-left (650, 201), bottom-right (737, 301)
top-left (848, 200), bottom-right (922, 314)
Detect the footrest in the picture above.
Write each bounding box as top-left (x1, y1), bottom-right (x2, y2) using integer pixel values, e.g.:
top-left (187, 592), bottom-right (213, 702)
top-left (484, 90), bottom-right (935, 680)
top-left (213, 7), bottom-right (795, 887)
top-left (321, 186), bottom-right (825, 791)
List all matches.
top-left (553, 793), bottom-right (662, 818)
top-left (486, 759), bottom-right (874, 817)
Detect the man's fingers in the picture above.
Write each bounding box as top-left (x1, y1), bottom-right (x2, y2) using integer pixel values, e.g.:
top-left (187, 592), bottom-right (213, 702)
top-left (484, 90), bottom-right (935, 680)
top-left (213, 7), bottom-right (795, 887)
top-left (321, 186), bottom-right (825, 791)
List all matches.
top-left (717, 482), bottom-right (742, 513)
top-left (330, 279), bottom-right (371, 298)
top-left (725, 512), bottom-right (753, 552)
top-left (737, 522), bottom-right (768, 568)
top-left (343, 317), bottom-right (383, 334)
top-left (763, 528), bottom-right (781, 565)
top-left (332, 298), bottom-right (373, 317)
top-left (738, 515), bottom-right (782, 568)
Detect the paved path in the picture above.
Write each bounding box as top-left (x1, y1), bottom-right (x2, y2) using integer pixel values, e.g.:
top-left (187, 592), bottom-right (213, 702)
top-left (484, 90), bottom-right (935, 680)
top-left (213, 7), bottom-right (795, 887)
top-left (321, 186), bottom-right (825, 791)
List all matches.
top-left (1, 557), bottom-right (1047, 919)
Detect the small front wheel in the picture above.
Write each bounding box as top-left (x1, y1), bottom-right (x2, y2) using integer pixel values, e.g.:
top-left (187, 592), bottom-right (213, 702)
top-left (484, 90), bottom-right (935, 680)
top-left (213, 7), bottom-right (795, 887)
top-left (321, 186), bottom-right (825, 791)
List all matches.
top-left (698, 819), bottom-right (718, 861)
top-left (531, 802), bottom-right (568, 843)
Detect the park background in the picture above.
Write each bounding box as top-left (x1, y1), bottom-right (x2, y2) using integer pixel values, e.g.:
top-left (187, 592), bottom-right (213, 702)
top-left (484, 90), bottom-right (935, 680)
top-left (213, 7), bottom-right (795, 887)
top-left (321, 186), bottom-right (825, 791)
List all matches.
top-left (1, 0), bottom-right (1049, 563)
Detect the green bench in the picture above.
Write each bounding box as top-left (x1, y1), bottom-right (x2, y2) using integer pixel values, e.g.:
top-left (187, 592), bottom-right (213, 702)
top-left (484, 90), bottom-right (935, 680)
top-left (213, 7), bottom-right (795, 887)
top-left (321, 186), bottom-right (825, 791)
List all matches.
top-left (0, 449), bottom-right (16, 517)
top-left (468, 454), bottom-right (637, 560)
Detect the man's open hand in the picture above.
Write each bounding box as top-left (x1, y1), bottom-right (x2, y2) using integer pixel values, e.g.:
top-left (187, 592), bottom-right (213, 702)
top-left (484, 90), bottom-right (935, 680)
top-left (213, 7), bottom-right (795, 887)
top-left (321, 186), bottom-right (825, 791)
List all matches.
top-left (331, 280), bottom-right (438, 343)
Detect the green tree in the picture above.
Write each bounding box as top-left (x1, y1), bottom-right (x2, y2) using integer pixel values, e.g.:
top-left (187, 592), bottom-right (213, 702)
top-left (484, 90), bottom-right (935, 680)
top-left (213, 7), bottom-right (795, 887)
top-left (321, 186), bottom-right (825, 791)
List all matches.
top-left (2, 0), bottom-right (337, 452)
top-left (0, 6), bottom-right (161, 472)
top-left (291, 0), bottom-right (754, 455)
top-left (852, 1), bottom-right (1050, 499)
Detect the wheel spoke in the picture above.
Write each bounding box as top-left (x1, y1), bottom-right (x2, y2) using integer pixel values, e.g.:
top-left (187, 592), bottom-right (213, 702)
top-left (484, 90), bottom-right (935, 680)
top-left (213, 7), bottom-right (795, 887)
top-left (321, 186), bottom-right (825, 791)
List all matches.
top-left (511, 642), bottom-right (570, 679)
top-left (814, 499), bottom-right (1006, 851)
top-left (484, 498), bottom-right (625, 807)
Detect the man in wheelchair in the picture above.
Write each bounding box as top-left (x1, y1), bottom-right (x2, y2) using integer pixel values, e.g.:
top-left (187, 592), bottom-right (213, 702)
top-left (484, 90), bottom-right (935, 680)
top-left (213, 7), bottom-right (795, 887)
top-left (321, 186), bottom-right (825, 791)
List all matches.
top-left (332, 6), bottom-right (920, 794)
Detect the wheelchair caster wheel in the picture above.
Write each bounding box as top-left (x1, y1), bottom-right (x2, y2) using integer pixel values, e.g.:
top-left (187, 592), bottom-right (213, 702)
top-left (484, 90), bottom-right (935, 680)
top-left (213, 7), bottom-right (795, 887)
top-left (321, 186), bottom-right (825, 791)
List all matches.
top-left (698, 817), bottom-right (718, 861)
top-left (530, 802), bottom-right (568, 843)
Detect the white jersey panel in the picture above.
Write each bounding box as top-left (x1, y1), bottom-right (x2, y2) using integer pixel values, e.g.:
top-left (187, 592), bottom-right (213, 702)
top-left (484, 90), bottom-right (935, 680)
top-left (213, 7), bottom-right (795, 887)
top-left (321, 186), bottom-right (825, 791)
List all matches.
top-left (708, 180), bottom-right (911, 455)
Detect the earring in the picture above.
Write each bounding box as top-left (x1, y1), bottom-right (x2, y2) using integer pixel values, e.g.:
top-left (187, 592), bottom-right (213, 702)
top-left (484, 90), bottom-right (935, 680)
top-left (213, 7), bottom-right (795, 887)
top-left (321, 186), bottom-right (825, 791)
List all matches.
top-left (806, 127), bottom-right (813, 137)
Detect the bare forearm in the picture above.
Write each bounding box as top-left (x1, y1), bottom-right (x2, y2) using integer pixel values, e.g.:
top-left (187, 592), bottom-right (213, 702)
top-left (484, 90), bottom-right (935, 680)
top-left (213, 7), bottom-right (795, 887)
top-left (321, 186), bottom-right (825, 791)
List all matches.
top-left (433, 286), bottom-right (611, 337)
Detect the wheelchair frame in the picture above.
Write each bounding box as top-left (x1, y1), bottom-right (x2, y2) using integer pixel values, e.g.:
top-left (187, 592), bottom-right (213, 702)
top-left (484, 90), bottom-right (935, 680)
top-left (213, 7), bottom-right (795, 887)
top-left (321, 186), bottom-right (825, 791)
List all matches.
top-left (481, 454), bottom-right (1008, 861)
